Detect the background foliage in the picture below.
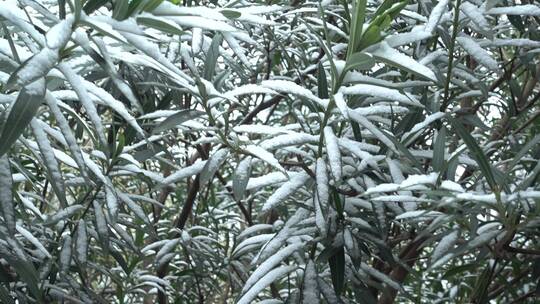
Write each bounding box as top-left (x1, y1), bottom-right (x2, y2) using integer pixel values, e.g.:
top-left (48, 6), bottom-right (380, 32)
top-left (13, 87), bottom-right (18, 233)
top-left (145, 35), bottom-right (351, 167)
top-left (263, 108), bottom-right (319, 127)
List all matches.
top-left (0, 0), bottom-right (539, 303)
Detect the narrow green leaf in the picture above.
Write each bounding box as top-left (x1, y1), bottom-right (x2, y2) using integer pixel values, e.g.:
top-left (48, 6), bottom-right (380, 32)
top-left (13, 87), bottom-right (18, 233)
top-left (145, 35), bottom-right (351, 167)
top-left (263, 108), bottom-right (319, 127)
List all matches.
top-left (204, 34), bottom-right (223, 81)
top-left (0, 78), bottom-right (46, 158)
top-left (233, 157), bottom-right (251, 201)
top-left (1, 252), bottom-right (43, 302)
top-left (0, 156), bottom-right (15, 233)
top-left (0, 285), bottom-right (14, 304)
top-left (152, 110), bottom-right (205, 134)
top-left (348, 0), bottom-right (367, 56)
top-left (113, 0), bottom-right (130, 20)
top-left (136, 16), bottom-right (185, 36)
top-left (317, 61), bottom-right (329, 99)
top-left (142, 0), bottom-right (164, 12)
top-left (448, 117), bottom-right (498, 192)
top-left (74, 0), bottom-right (82, 23)
top-left (200, 149), bottom-right (229, 186)
top-left (329, 247), bottom-right (345, 295)
top-left (221, 10), bottom-right (241, 19)
top-left (432, 127), bottom-right (446, 172)
top-left (83, 0), bottom-right (108, 14)
top-left (343, 52), bottom-right (375, 76)
top-left (30, 120), bottom-right (68, 208)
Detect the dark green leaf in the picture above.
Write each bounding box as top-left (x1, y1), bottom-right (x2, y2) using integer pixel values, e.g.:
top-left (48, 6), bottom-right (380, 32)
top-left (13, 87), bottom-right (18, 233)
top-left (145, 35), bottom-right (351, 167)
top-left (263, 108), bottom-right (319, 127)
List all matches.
top-left (432, 127), bottom-right (446, 172)
top-left (448, 117), bottom-right (498, 193)
top-left (329, 247), bottom-right (345, 295)
top-left (136, 16), bottom-right (185, 36)
top-left (0, 78), bottom-right (46, 158)
top-left (152, 110), bottom-right (205, 134)
top-left (317, 62), bottom-right (329, 99)
top-left (204, 34), bottom-right (223, 81)
top-left (343, 52), bottom-right (375, 75)
top-left (83, 0), bottom-right (108, 14)
top-left (221, 10), bottom-right (241, 19)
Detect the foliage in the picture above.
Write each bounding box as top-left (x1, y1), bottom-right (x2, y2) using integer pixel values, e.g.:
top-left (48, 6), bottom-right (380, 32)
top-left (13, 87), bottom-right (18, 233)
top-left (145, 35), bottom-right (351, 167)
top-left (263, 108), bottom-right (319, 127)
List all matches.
top-left (0, 0), bottom-right (539, 303)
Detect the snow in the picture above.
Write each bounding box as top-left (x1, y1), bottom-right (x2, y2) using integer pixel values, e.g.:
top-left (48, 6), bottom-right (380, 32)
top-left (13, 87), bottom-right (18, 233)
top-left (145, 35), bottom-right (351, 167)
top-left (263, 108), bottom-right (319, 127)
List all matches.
top-left (234, 124), bottom-right (291, 135)
top-left (467, 230), bottom-right (500, 248)
top-left (440, 180), bottom-right (465, 193)
top-left (46, 205), bottom-right (84, 225)
top-left (30, 120), bottom-right (66, 201)
top-left (46, 16), bottom-right (74, 50)
top-left (237, 265), bottom-right (296, 304)
top-left (261, 172), bottom-right (310, 211)
top-left (200, 149), bottom-right (229, 184)
top-left (348, 217), bottom-right (372, 229)
top-left (338, 138), bottom-right (373, 161)
top-left (168, 16), bottom-right (238, 32)
top-left (365, 183), bottom-right (400, 195)
top-left (142, 239), bottom-right (171, 254)
top-left (348, 111), bottom-right (397, 152)
top-left (244, 145), bottom-right (287, 175)
top-left (360, 263), bottom-right (401, 290)
top-left (233, 157), bottom-right (252, 200)
top-left (476, 222), bottom-right (500, 235)
top-left (456, 36), bottom-right (499, 71)
top-left (236, 5), bottom-right (284, 15)
top-left (191, 28), bottom-right (203, 54)
top-left (338, 137), bottom-right (380, 154)
top-left (59, 235), bottom-right (72, 273)
top-left (486, 5), bottom-right (540, 16)
top-left (226, 84), bottom-right (278, 98)
top-left (237, 224), bottom-right (273, 241)
top-left (395, 210), bottom-right (443, 220)
top-left (121, 31), bottom-right (189, 86)
top-left (386, 27), bottom-right (432, 48)
top-left (315, 158), bottom-right (329, 208)
top-left (162, 160), bottom-right (207, 185)
top-left (153, 2), bottom-right (228, 20)
top-left (19, 195), bottom-right (44, 219)
top-left (371, 195), bottom-right (430, 203)
top-left (323, 127), bottom-right (342, 181)
top-left (419, 49), bottom-right (447, 65)
top-left (261, 80), bottom-right (327, 108)
top-left (454, 192), bottom-right (497, 204)
top-left (431, 230), bottom-right (458, 262)
top-left (84, 81), bottom-right (145, 137)
top-left (76, 219), bottom-right (88, 264)
top-left (333, 91), bottom-right (349, 118)
top-left (120, 192), bottom-right (151, 226)
top-left (260, 133), bottom-right (318, 150)
top-left (424, 0), bottom-right (449, 33)
top-left (370, 42), bottom-right (438, 82)
top-left (223, 33), bottom-right (250, 66)
top-left (402, 112), bottom-right (445, 140)
top-left (242, 243), bottom-right (303, 294)
top-left (17, 48), bottom-right (58, 86)
top-left (58, 63), bottom-right (108, 147)
top-left (341, 84), bottom-right (422, 107)
top-left (400, 172), bottom-right (439, 188)
top-left (302, 260), bottom-right (319, 303)
top-left (460, 2), bottom-right (489, 32)
top-left (246, 171), bottom-right (296, 190)
top-left (315, 158), bottom-right (328, 236)
top-left (490, 39), bottom-right (540, 48)
top-left (93, 200), bottom-right (109, 242)
top-left (254, 208), bottom-right (310, 263)
top-left (16, 224), bottom-right (51, 258)
top-left (155, 238), bottom-right (181, 263)
top-left (233, 234), bottom-right (275, 257)
top-left (105, 187), bottom-right (118, 221)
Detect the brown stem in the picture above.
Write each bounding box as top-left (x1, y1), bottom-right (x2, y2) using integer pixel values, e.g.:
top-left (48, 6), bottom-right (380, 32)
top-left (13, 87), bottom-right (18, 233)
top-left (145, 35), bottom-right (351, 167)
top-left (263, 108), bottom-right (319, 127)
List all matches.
top-left (377, 235), bottom-right (428, 304)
